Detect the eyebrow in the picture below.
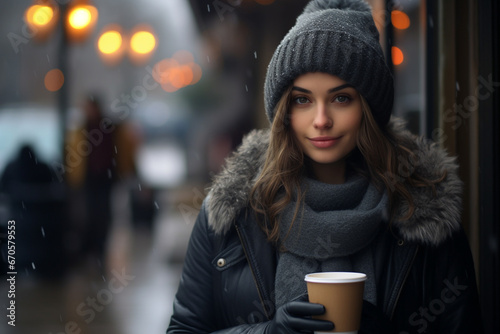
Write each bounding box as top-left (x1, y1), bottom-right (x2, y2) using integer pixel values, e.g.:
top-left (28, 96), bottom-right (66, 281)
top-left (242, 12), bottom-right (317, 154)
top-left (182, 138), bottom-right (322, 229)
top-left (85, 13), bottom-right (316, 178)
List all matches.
top-left (291, 83), bottom-right (353, 94)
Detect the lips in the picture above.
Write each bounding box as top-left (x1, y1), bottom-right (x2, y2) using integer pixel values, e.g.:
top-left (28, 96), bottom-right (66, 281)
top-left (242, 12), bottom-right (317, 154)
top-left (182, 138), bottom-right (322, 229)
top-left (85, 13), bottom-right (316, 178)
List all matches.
top-left (308, 136), bottom-right (342, 148)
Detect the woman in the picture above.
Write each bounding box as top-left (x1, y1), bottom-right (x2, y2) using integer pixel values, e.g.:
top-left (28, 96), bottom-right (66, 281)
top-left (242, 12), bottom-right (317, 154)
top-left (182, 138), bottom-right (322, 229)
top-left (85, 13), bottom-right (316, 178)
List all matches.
top-left (167, 0), bottom-right (483, 333)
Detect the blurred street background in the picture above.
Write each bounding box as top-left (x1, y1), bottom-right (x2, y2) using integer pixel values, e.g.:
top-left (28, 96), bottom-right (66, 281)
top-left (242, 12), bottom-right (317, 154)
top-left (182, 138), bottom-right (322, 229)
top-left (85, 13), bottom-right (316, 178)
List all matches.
top-left (0, 1), bottom-right (307, 332)
top-left (0, 0), bottom-right (499, 333)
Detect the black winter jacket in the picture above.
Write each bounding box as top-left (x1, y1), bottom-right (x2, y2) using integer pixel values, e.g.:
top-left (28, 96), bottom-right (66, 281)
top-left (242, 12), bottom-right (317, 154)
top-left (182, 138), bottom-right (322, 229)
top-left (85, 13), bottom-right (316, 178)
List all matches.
top-left (167, 120), bottom-right (483, 333)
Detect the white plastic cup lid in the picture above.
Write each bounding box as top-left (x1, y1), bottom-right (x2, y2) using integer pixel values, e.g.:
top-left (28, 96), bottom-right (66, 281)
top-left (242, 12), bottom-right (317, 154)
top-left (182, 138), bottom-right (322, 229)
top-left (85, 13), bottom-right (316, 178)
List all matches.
top-left (304, 272), bottom-right (367, 283)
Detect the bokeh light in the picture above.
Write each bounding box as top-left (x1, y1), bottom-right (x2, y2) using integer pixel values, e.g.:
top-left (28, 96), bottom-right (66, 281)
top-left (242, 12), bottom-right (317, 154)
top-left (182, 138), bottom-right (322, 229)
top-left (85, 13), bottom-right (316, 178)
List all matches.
top-left (152, 51), bottom-right (203, 93)
top-left (128, 25), bottom-right (157, 65)
top-left (65, 2), bottom-right (98, 43)
top-left (31, 5), bottom-right (53, 25)
top-left (98, 30), bottom-right (122, 54)
top-left (96, 25), bottom-right (125, 66)
top-left (392, 46), bottom-right (404, 66)
top-left (391, 10), bottom-right (410, 30)
top-left (24, 2), bottom-right (59, 42)
top-left (68, 8), bottom-right (91, 30)
top-left (44, 69), bottom-right (64, 92)
top-left (130, 31), bottom-right (156, 55)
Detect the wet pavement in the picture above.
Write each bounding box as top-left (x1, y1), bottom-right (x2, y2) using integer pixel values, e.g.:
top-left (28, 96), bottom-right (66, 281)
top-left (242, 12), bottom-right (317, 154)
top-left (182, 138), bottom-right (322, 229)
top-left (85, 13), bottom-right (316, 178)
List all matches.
top-left (0, 188), bottom-right (196, 334)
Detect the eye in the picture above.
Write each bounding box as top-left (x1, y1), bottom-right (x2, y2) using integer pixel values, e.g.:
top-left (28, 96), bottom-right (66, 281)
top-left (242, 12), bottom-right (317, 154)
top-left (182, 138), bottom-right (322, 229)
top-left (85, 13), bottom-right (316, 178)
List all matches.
top-left (333, 95), bottom-right (351, 104)
top-left (292, 96), bottom-right (310, 105)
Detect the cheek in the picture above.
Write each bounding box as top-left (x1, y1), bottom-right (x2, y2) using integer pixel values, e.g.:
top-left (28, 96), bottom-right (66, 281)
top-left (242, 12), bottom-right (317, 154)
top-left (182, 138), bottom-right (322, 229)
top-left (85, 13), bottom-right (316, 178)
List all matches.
top-left (290, 113), bottom-right (305, 134)
top-left (343, 107), bottom-right (363, 132)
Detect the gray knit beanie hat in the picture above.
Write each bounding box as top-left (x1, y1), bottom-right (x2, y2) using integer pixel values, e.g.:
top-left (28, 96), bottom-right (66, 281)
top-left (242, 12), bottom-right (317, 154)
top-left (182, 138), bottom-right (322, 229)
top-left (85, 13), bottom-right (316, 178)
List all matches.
top-left (264, 0), bottom-right (394, 128)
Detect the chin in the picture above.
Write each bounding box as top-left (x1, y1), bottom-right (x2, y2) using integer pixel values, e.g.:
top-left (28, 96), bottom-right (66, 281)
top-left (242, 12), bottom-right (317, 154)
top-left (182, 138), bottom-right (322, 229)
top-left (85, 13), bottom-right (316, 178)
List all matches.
top-left (309, 155), bottom-right (345, 165)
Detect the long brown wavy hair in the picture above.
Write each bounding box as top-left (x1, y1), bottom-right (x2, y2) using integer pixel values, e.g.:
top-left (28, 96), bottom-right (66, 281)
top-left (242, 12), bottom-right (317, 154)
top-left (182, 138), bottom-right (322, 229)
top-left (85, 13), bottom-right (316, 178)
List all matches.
top-left (250, 85), bottom-right (446, 243)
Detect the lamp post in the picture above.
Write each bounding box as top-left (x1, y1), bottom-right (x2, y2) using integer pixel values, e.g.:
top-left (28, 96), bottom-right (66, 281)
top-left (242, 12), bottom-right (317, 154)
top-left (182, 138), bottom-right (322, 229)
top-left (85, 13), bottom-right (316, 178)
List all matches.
top-left (24, 0), bottom-right (160, 164)
top-left (24, 0), bottom-right (98, 162)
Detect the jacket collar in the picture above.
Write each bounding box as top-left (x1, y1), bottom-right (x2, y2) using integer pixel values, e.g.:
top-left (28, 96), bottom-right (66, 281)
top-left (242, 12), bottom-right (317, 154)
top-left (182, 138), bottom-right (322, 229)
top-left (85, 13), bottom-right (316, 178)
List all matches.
top-left (206, 118), bottom-right (463, 246)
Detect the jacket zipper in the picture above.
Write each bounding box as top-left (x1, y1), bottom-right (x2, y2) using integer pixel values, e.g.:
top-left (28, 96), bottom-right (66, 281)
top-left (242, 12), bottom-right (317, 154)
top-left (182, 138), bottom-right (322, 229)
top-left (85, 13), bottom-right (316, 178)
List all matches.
top-left (234, 224), bottom-right (271, 320)
top-left (389, 245), bottom-right (419, 320)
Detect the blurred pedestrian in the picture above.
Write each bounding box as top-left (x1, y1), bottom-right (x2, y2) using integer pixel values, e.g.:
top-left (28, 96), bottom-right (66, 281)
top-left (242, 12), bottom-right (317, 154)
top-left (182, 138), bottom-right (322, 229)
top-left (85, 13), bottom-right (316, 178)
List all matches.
top-left (65, 95), bottom-right (138, 275)
top-left (66, 96), bottom-right (115, 273)
top-left (0, 144), bottom-right (65, 278)
top-left (0, 144), bottom-right (54, 191)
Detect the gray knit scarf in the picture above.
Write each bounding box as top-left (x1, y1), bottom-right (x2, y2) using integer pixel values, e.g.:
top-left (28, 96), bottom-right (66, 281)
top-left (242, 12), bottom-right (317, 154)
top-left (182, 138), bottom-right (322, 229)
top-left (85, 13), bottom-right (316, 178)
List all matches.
top-left (275, 175), bottom-right (388, 308)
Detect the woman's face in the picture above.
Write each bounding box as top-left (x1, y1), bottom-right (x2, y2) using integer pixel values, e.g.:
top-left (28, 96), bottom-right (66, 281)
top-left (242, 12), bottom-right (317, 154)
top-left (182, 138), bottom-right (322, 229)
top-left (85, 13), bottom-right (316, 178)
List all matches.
top-left (290, 72), bottom-right (362, 172)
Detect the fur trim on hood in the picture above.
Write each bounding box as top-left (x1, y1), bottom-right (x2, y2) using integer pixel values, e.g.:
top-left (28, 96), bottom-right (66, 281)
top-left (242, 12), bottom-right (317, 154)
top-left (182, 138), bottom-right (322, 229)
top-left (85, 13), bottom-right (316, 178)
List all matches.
top-left (206, 118), bottom-right (463, 246)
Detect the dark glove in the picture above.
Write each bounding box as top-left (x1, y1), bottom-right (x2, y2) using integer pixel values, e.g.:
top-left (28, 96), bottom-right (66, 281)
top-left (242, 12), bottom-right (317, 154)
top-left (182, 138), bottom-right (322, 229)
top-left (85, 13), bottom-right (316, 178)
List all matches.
top-left (265, 297), bottom-right (334, 334)
top-left (359, 300), bottom-right (396, 334)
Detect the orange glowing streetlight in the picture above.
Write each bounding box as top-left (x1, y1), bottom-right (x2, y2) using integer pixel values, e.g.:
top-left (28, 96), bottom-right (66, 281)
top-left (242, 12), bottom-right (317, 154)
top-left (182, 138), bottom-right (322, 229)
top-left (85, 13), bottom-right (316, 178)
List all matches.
top-left (96, 24), bottom-right (158, 66)
top-left (24, 0), bottom-right (99, 158)
top-left (69, 8), bottom-right (91, 29)
top-left (130, 31), bottom-right (156, 54)
top-left (24, 0), bottom-right (59, 42)
top-left (128, 25), bottom-right (157, 65)
top-left (65, 0), bottom-right (98, 42)
top-left (97, 24), bottom-right (125, 66)
top-left (25, 0), bottom-right (98, 44)
top-left (98, 30), bottom-right (122, 54)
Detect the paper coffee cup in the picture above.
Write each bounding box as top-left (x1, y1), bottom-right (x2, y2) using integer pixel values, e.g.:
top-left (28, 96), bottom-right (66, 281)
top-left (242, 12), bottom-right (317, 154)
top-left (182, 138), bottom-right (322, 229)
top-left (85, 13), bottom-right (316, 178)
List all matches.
top-left (305, 272), bottom-right (367, 334)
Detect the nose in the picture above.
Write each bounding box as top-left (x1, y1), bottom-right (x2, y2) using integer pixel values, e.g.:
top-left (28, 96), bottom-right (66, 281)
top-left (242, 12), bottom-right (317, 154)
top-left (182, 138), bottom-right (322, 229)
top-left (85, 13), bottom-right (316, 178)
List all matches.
top-left (313, 103), bottom-right (333, 129)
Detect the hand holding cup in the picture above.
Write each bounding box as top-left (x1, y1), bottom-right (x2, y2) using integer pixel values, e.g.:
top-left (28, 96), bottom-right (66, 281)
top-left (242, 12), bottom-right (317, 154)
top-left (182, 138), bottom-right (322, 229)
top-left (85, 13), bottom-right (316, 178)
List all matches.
top-left (305, 272), bottom-right (367, 334)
